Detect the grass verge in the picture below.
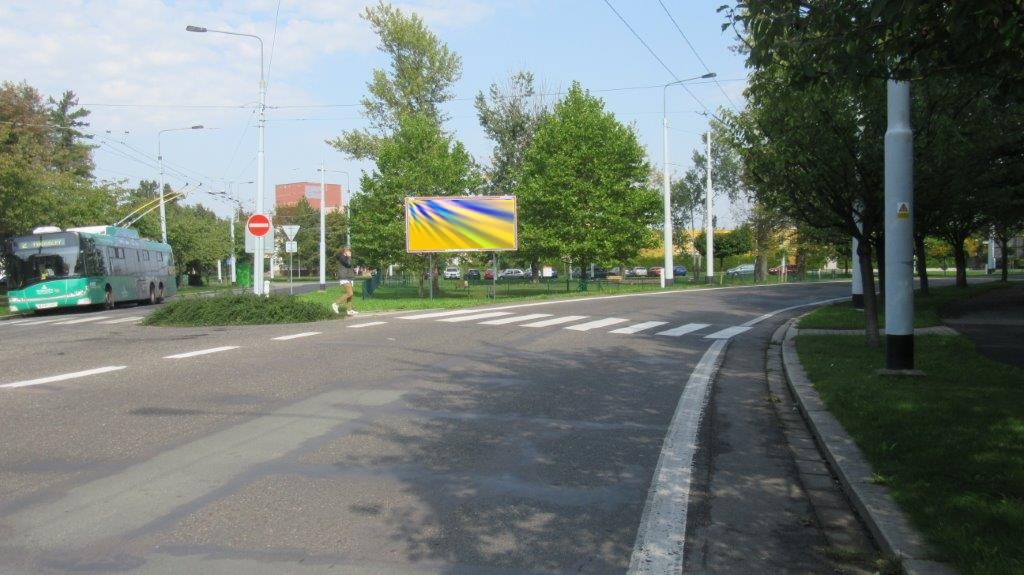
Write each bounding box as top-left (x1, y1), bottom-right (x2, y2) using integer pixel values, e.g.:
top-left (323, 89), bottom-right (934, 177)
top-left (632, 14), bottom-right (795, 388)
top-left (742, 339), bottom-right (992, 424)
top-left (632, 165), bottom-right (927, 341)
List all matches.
top-left (144, 293), bottom-right (332, 326)
top-left (796, 335), bottom-right (1024, 573)
top-left (797, 282), bottom-right (1012, 329)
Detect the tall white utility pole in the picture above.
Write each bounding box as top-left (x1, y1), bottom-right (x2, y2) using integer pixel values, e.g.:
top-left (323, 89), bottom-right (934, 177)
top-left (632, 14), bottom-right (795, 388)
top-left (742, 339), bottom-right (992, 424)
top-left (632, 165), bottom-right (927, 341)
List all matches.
top-left (884, 80), bottom-right (915, 370)
top-left (187, 25), bottom-right (266, 295)
top-left (157, 125), bottom-right (203, 244)
top-left (661, 73), bottom-right (716, 288)
top-left (319, 160), bottom-right (327, 291)
top-left (705, 129), bottom-right (714, 283)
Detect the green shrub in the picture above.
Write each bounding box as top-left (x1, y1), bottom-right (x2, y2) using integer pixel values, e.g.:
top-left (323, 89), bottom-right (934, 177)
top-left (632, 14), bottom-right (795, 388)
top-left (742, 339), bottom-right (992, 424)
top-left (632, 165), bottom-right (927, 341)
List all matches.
top-left (144, 293), bottom-right (332, 326)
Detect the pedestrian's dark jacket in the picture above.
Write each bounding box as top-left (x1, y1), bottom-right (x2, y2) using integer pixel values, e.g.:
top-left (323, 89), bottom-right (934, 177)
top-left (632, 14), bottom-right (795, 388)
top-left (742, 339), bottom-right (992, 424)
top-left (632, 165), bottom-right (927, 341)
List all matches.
top-left (338, 252), bottom-right (356, 280)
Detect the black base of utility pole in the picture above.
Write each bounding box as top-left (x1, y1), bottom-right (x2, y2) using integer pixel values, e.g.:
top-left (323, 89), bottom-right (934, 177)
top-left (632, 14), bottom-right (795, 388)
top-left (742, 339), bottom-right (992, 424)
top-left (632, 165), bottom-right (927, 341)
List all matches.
top-left (885, 334), bottom-right (914, 370)
top-left (851, 293), bottom-right (864, 310)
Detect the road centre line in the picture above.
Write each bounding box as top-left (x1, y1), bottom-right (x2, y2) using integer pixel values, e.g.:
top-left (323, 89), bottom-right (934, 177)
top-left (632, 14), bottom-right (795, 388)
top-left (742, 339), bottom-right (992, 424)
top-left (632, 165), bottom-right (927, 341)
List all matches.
top-left (656, 323), bottom-right (710, 337)
top-left (565, 317), bottom-right (629, 331)
top-left (0, 366), bottom-right (127, 389)
top-left (477, 313), bottom-right (552, 325)
top-left (609, 321), bottom-right (668, 334)
top-left (628, 339), bottom-right (728, 573)
top-left (53, 316), bottom-right (112, 325)
top-left (439, 311), bottom-right (513, 322)
top-left (164, 346), bottom-right (240, 359)
top-left (347, 321), bottom-right (388, 328)
top-left (272, 332), bottom-right (321, 341)
top-left (704, 326), bottom-right (752, 339)
top-left (521, 315), bottom-right (589, 328)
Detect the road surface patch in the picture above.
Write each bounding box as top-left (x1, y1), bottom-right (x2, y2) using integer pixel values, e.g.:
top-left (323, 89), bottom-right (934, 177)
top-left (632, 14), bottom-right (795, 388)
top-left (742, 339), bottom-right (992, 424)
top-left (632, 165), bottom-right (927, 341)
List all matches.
top-left (97, 316), bottom-right (144, 324)
top-left (53, 316), bottom-right (112, 325)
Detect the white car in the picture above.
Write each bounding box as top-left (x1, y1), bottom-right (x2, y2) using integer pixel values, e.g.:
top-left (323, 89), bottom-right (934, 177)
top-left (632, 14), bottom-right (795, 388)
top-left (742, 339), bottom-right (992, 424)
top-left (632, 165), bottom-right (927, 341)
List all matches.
top-left (498, 268), bottom-right (525, 280)
top-left (627, 266), bottom-right (648, 277)
top-left (443, 267), bottom-right (461, 280)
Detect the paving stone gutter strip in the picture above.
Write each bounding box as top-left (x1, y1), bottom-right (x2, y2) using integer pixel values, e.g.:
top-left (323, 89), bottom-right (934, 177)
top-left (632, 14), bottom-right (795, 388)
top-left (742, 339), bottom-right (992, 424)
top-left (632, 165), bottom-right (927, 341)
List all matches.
top-left (781, 319), bottom-right (960, 575)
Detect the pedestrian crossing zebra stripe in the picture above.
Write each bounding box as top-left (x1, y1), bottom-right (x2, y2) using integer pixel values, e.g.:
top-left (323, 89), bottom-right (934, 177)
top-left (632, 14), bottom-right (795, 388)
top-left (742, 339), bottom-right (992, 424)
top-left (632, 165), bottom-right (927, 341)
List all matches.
top-left (398, 309), bottom-right (488, 320)
top-left (521, 315), bottom-right (589, 328)
top-left (610, 321), bottom-right (668, 334)
top-left (656, 323), bottom-right (710, 337)
top-left (704, 326), bottom-right (751, 339)
top-left (439, 311), bottom-right (514, 323)
top-left (565, 318), bottom-right (629, 331)
top-left (478, 313), bottom-right (553, 325)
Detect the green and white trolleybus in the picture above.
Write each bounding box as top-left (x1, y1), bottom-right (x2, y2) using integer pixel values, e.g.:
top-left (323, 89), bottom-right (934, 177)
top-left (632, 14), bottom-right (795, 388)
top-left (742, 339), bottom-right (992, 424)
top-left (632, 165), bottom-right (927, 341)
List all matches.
top-left (4, 225), bottom-right (177, 313)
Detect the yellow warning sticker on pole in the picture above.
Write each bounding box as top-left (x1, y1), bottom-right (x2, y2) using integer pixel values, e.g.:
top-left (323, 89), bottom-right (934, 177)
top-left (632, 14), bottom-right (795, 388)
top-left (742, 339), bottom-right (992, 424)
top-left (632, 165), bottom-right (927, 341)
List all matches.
top-left (896, 202), bottom-right (910, 220)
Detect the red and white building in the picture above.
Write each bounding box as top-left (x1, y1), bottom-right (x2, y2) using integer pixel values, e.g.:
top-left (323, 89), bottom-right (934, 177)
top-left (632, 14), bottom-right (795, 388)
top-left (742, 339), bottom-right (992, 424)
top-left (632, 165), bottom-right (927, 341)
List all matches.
top-left (274, 181), bottom-right (344, 213)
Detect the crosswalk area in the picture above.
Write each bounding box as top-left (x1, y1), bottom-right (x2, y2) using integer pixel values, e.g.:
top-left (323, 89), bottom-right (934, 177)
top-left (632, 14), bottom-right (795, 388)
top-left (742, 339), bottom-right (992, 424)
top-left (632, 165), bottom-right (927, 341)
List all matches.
top-left (1, 315), bottom-right (144, 328)
top-left (388, 308), bottom-right (751, 340)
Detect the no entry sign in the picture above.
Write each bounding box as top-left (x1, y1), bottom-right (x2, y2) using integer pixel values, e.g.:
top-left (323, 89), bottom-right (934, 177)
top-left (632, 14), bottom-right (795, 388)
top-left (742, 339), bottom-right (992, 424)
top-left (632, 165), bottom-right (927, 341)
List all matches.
top-left (247, 213), bottom-right (271, 237)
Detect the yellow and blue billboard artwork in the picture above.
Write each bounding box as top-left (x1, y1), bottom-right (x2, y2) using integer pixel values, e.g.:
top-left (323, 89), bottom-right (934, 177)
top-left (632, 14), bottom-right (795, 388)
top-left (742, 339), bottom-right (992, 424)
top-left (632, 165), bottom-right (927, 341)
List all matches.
top-left (405, 196), bottom-right (518, 253)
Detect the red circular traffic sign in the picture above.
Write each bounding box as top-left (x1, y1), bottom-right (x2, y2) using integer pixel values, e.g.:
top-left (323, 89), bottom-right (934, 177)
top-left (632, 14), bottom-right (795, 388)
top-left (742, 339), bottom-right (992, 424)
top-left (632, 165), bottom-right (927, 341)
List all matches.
top-left (247, 213), bottom-right (271, 237)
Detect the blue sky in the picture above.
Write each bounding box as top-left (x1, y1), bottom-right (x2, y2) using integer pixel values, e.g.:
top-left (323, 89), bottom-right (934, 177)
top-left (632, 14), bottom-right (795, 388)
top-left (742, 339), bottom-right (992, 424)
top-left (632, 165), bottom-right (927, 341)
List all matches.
top-left (1, 1), bottom-right (749, 225)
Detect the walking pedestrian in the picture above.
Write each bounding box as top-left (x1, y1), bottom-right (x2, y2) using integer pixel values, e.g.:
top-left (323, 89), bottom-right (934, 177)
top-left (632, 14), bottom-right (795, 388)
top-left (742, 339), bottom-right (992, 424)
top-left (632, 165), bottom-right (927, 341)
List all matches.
top-left (332, 246), bottom-right (358, 316)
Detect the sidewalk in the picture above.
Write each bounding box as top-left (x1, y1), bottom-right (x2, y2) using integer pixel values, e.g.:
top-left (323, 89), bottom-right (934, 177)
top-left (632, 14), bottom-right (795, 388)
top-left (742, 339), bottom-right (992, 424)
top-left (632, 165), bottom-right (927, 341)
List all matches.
top-left (941, 281), bottom-right (1024, 368)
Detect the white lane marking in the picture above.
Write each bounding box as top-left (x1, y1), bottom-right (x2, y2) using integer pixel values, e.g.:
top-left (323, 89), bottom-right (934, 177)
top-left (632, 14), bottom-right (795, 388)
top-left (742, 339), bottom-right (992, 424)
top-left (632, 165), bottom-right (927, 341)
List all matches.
top-left (1, 366), bottom-right (127, 389)
top-left (398, 309), bottom-right (487, 320)
top-left (478, 313), bottom-right (553, 325)
top-left (4, 319), bottom-right (36, 325)
top-left (610, 321), bottom-right (668, 334)
top-left (704, 326), bottom-right (752, 339)
top-left (656, 323), bottom-right (710, 337)
top-left (742, 297), bottom-right (846, 327)
top-left (53, 316), bottom-right (112, 325)
top-left (97, 316), bottom-right (144, 324)
top-left (348, 321), bottom-right (387, 328)
top-left (164, 346), bottom-right (239, 359)
top-left (521, 315), bottom-right (589, 328)
top-left (272, 332), bottom-right (321, 341)
top-left (565, 317), bottom-right (629, 331)
top-left (12, 318), bottom-right (63, 326)
top-left (628, 339), bottom-right (728, 574)
top-left (439, 311), bottom-right (514, 323)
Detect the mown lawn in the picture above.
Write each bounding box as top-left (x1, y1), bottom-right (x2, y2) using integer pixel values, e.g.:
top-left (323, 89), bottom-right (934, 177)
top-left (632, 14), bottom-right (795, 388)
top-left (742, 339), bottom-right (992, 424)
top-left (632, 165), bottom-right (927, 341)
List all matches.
top-left (796, 284), bottom-right (1024, 574)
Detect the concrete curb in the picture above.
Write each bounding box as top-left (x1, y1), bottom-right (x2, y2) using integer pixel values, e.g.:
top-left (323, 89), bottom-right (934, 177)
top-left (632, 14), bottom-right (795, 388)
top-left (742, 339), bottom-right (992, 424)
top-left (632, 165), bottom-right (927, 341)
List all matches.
top-left (781, 319), bottom-right (959, 575)
top-left (795, 326), bottom-right (959, 336)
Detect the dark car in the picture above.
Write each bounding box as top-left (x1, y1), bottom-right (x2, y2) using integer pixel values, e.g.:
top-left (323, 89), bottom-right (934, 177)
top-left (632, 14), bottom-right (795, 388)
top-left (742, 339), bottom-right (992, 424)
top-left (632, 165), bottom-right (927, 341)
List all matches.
top-left (587, 267), bottom-right (609, 279)
top-left (726, 263), bottom-right (756, 278)
top-left (464, 268), bottom-right (481, 280)
top-left (672, 265), bottom-right (687, 277)
top-left (769, 264), bottom-right (799, 275)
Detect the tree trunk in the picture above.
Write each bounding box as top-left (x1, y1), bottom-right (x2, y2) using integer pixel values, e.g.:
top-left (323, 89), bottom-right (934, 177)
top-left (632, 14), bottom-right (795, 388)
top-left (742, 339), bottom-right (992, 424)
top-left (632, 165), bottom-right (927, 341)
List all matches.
top-left (857, 240), bottom-right (881, 347)
top-left (953, 238), bottom-right (968, 288)
top-left (999, 236), bottom-right (1010, 282)
top-left (914, 233), bottom-right (929, 297)
top-left (873, 234), bottom-right (885, 301)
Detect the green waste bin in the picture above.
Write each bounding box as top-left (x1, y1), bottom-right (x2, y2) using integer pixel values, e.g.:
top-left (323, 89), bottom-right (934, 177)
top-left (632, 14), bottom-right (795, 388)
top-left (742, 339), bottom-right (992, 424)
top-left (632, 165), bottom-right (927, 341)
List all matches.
top-left (236, 262), bottom-right (252, 288)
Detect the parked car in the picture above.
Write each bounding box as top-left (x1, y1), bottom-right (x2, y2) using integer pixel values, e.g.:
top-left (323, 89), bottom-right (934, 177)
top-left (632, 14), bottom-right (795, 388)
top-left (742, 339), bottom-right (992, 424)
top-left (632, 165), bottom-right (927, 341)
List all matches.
top-left (587, 267), bottom-right (609, 279)
top-left (768, 264), bottom-right (799, 275)
top-left (726, 263), bottom-right (756, 278)
top-left (648, 266), bottom-right (663, 277)
top-left (626, 266), bottom-right (648, 277)
top-left (672, 265), bottom-right (688, 277)
top-left (484, 269), bottom-right (495, 280)
top-left (464, 268), bottom-right (481, 280)
top-left (443, 266), bottom-right (461, 280)
top-left (498, 268), bottom-right (526, 280)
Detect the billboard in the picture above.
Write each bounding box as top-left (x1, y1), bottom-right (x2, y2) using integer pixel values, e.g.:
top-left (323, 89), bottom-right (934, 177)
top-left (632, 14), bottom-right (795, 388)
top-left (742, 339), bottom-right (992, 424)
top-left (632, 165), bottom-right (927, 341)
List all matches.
top-left (405, 196), bottom-right (518, 253)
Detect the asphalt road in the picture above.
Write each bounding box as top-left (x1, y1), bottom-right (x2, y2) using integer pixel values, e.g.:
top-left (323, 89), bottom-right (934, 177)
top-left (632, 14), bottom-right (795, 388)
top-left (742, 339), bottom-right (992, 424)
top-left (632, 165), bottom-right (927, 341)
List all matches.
top-left (0, 281), bottom-right (861, 574)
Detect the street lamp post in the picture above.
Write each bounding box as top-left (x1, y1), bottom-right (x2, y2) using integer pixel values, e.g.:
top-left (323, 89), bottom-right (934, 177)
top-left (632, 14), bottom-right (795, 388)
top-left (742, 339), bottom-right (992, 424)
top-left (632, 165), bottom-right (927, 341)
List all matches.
top-left (187, 24), bottom-right (266, 295)
top-left (317, 167), bottom-right (350, 291)
top-left (221, 180), bottom-right (252, 286)
top-left (662, 73), bottom-right (716, 288)
top-left (157, 125), bottom-right (203, 243)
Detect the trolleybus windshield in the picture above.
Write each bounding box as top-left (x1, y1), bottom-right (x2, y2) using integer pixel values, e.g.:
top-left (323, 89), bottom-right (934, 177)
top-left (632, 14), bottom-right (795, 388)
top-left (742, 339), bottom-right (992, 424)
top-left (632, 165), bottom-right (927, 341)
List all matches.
top-left (4, 233), bottom-right (84, 290)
